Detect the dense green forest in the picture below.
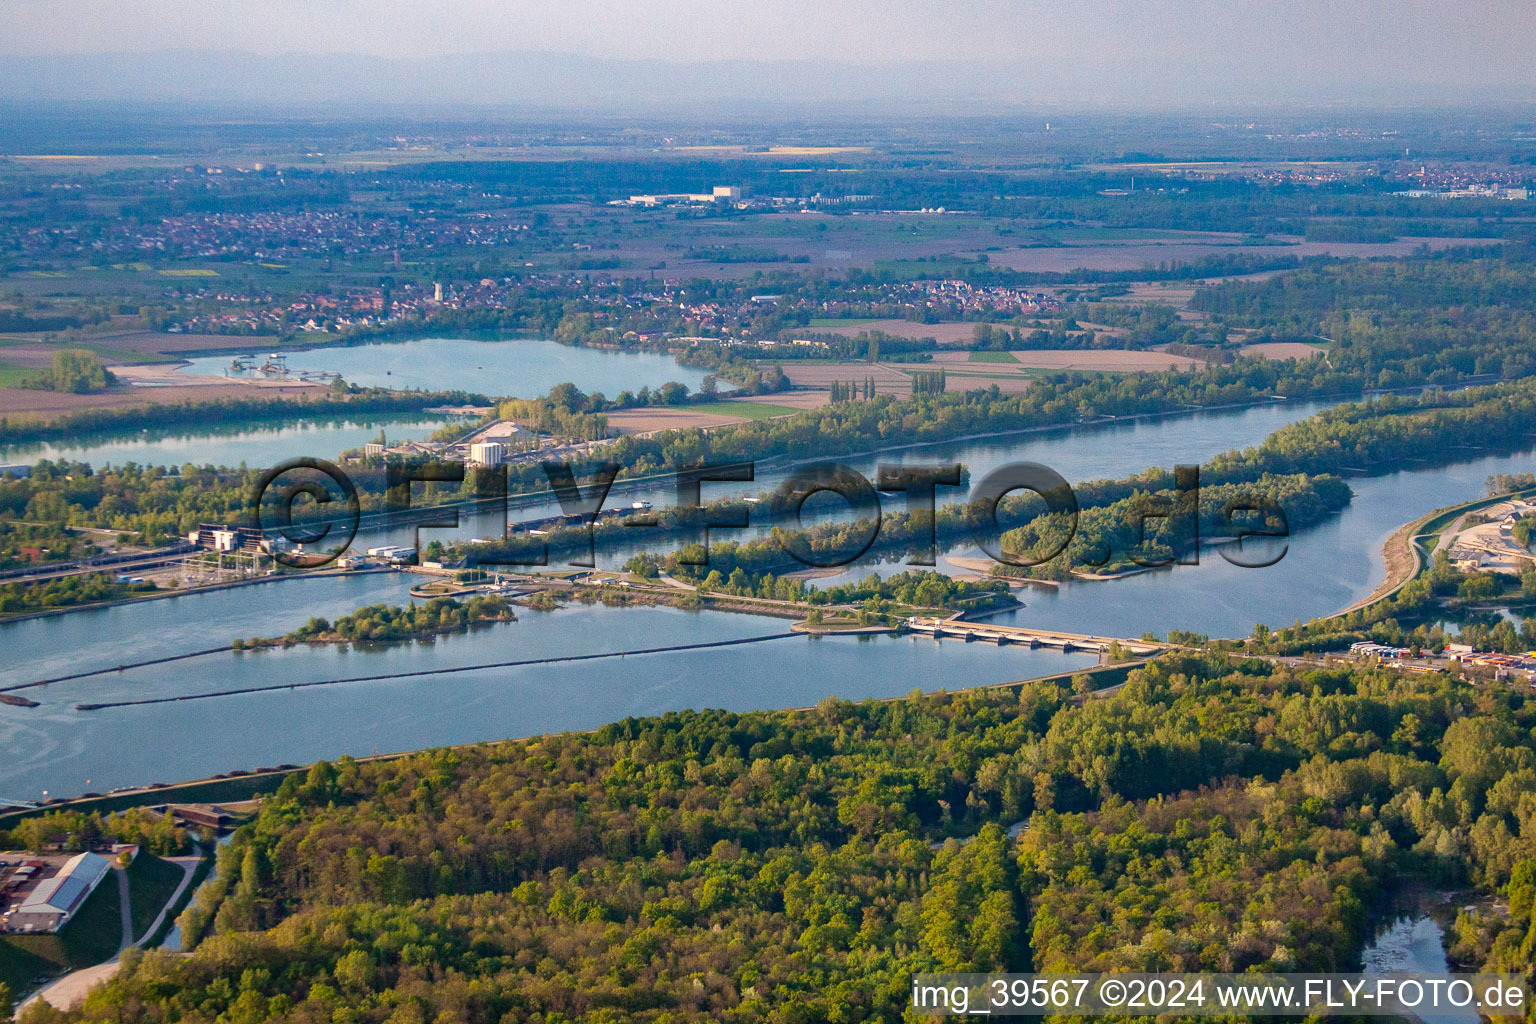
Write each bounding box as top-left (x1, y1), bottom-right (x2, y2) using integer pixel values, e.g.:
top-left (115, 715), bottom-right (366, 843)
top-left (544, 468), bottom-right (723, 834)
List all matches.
top-left (681, 567), bottom-right (1005, 613)
top-left (1, 807), bottom-right (189, 859)
top-left (1194, 245), bottom-right (1536, 384)
top-left (12, 653), bottom-right (1536, 1022)
top-left (19, 351), bottom-right (117, 394)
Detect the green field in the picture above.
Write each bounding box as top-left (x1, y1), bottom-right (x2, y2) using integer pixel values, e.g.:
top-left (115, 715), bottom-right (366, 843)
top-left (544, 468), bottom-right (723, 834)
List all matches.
top-left (690, 400), bottom-right (803, 420)
top-left (807, 317), bottom-right (878, 328)
top-left (0, 361), bottom-right (40, 387)
top-left (76, 344), bottom-right (178, 365)
top-left (968, 350), bottom-right (1020, 363)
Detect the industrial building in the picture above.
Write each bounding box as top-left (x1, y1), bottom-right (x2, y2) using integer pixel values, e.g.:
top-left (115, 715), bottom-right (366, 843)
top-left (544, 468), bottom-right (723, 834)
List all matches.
top-left (2, 851), bottom-right (112, 933)
top-left (613, 185), bottom-right (742, 206)
top-left (366, 545), bottom-right (417, 563)
top-left (191, 523), bottom-right (266, 553)
top-left (469, 441), bottom-right (506, 466)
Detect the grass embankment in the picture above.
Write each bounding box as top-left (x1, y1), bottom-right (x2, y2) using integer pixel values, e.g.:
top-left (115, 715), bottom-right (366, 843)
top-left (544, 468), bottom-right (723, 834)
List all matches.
top-left (144, 852), bottom-right (211, 949)
top-left (126, 854), bottom-right (185, 943)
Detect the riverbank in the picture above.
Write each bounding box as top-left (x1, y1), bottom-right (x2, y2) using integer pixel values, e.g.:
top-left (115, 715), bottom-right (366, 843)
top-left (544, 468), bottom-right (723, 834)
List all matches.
top-left (1333, 484), bottom-right (1536, 619)
top-left (0, 571), bottom-right (1008, 705)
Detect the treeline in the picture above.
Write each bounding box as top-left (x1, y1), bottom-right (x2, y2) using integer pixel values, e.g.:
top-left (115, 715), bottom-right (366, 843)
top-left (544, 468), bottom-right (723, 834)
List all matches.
top-left (18, 351), bottom-right (116, 394)
top-left (1240, 550), bottom-right (1536, 658)
top-left (1192, 245), bottom-right (1536, 385)
top-left (627, 562), bottom-right (1007, 614)
top-left (30, 653), bottom-right (1536, 1022)
top-left (0, 520), bottom-right (101, 570)
top-left (1207, 381), bottom-right (1536, 478)
top-left (0, 462), bottom-right (290, 547)
top-left (464, 382), bottom-right (1536, 578)
top-left (998, 472), bottom-right (1349, 579)
top-left (0, 358), bottom-right (1337, 550)
top-left (0, 573), bottom-right (155, 616)
top-left (613, 471), bottom-right (1346, 593)
top-left (673, 343), bottom-right (793, 395)
top-left (0, 807), bottom-right (188, 858)
top-left (1002, 382), bottom-right (1536, 578)
top-left (585, 356), bottom-right (1367, 485)
top-left (7, 352), bottom-right (1535, 577)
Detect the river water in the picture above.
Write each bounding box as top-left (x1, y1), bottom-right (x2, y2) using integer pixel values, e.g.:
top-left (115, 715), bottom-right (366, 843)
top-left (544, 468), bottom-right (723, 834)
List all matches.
top-left (0, 577), bottom-right (1094, 799)
top-left (1360, 889), bottom-right (1484, 1024)
top-left (177, 337), bottom-right (713, 397)
top-left (351, 397), bottom-right (1341, 551)
top-left (5, 397), bottom-right (1536, 798)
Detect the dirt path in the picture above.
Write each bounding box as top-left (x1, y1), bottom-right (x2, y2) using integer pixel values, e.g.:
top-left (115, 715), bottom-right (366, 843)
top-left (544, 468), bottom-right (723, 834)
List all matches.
top-left (21, 961), bottom-right (123, 1013)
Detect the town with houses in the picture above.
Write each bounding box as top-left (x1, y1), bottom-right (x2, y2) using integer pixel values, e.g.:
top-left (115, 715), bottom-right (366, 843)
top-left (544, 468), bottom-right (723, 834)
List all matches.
top-left (154, 273), bottom-right (1060, 340)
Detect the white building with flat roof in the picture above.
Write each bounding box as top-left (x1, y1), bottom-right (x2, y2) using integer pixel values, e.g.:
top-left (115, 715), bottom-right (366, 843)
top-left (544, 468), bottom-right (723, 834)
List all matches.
top-left (469, 441), bottom-right (506, 467)
top-left (4, 852), bottom-right (112, 933)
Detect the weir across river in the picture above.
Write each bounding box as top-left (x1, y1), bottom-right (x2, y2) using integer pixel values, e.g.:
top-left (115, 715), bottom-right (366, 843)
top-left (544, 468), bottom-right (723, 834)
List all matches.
top-left (903, 615), bottom-right (1166, 656)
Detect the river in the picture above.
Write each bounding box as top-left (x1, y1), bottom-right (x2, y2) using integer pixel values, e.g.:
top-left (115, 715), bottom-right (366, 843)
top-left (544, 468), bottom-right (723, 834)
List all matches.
top-left (176, 337), bottom-right (714, 396)
top-left (5, 398), bottom-right (1536, 799)
top-left (1360, 888), bottom-right (1485, 1024)
top-left (350, 397), bottom-right (1342, 552)
top-left (0, 577), bottom-right (1094, 799)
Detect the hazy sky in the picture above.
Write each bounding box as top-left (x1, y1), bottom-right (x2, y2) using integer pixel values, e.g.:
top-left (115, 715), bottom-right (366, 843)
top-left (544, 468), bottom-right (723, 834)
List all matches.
top-left (3, 0), bottom-right (1534, 106)
top-left (1, 0), bottom-right (1530, 66)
